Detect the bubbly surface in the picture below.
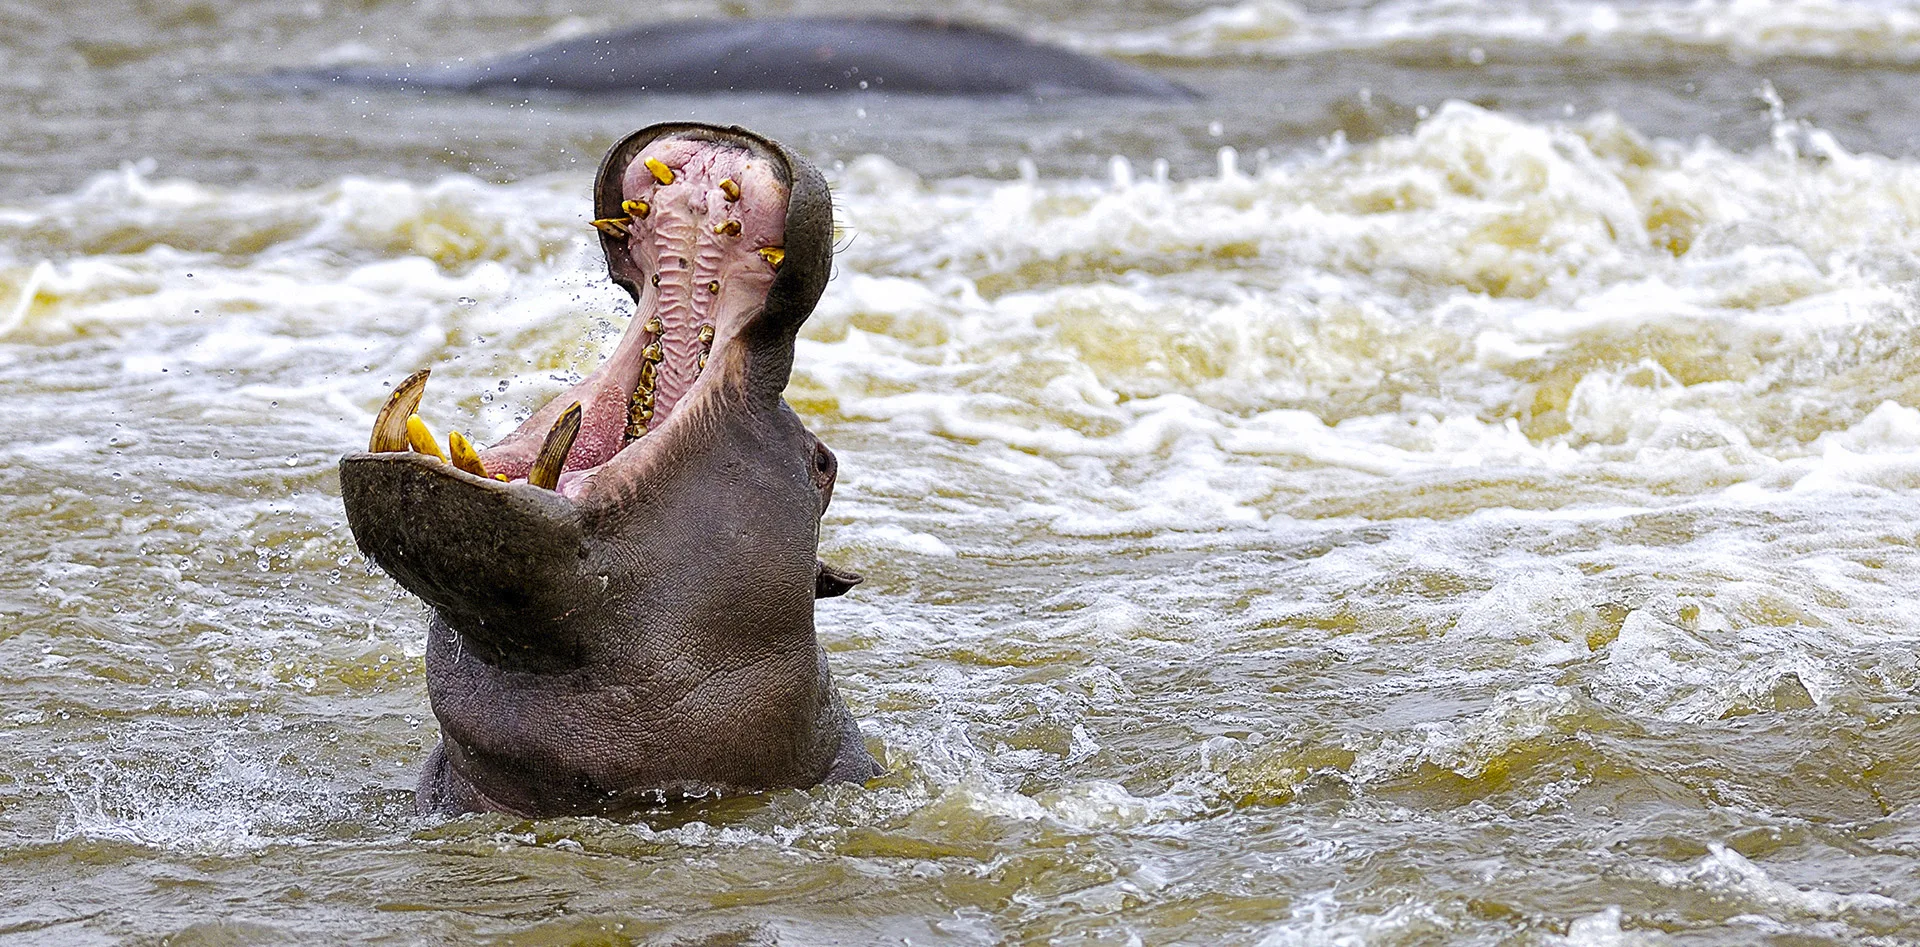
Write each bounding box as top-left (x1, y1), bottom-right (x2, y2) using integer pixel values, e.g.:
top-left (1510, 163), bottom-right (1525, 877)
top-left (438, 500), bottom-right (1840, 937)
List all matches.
top-left (9, 1), bottom-right (1920, 943)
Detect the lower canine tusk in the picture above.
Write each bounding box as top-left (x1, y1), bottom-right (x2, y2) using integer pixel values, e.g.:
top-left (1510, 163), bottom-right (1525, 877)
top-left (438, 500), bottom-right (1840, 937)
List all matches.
top-left (371, 369), bottom-right (429, 452)
top-left (529, 402), bottom-right (582, 491)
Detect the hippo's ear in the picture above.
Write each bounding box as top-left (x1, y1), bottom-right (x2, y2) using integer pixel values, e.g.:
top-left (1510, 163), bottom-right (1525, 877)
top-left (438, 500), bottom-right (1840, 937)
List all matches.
top-left (815, 559), bottom-right (863, 599)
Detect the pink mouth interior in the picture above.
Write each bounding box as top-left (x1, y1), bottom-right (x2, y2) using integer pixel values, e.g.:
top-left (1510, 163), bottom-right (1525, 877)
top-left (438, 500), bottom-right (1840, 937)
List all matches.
top-left (475, 137), bottom-right (789, 498)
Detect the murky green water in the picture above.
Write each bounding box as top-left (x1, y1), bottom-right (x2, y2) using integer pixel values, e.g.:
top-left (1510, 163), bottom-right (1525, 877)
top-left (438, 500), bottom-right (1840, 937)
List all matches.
top-left (8, 0), bottom-right (1920, 943)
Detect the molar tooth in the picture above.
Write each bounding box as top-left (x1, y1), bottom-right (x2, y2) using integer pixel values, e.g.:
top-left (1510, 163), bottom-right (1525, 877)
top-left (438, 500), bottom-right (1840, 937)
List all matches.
top-left (706, 280), bottom-right (720, 294)
top-left (406, 415), bottom-right (446, 461)
top-left (591, 216), bottom-right (632, 239)
top-left (719, 178), bottom-right (740, 201)
top-left (448, 430), bottom-right (489, 478)
top-left (642, 342), bottom-right (663, 362)
top-left (645, 157), bottom-right (674, 185)
top-left (757, 247), bottom-right (785, 270)
top-left (370, 369), bottom-right (429, 452)
top-left (697, 324), bottom-right (715, 344)
top-left (713, 220), bottom-right (741, 236)
top-left (528, 402), bottom-right (582, 491)
top-left (621, 199), bottom-right (650, 219)
top-left (643, 316), bottom-right (664, 334)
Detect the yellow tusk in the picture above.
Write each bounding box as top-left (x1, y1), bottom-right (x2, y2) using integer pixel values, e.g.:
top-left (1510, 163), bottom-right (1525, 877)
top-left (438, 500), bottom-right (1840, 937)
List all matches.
top-left (371, 369), bottom-right (429, 452)
top-left (406, 414), bottom-right (446, 461)
top-left (757, 247), bottom-right (785, 270)
top-left (719, 178), bottom-right (740, 201)
top-left (448, 430), bottom-right (488, 478)
top-left (645, 157), bottom-right (674, 185)
top-left (528, 402), bottom-right (582, 491)
top-left (713, 219), bottom-right (741, 236)
top-left (591, 216), bottom-right (632, 239)
top-left (621, 199), bottom-right (650, 219)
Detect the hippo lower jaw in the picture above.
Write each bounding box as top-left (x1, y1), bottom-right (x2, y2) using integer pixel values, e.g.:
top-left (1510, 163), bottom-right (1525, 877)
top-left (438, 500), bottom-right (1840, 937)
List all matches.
top-left (338, 124), bottom-right (879, 818)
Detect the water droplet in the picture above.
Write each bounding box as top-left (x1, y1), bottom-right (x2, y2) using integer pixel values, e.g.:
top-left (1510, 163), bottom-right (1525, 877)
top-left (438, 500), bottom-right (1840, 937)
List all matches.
top-left (286, 456), bottom-right (298, 467)
top-left (457, 296), bottom-right (477, 307)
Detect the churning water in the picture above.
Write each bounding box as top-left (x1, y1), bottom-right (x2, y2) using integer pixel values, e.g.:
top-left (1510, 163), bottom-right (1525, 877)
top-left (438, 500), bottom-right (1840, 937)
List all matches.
top-left (7, 0), bottom-right (1920, 943)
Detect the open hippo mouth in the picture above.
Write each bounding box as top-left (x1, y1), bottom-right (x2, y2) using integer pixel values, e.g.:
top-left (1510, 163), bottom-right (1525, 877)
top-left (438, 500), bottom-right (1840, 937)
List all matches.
top-left (369, 128), bottom-right (805, 498)
top-left (338, 124), bottom-right (878, 818)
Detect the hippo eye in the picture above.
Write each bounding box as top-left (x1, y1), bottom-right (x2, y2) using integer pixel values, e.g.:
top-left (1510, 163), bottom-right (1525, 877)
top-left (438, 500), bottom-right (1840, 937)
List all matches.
top-left (815, 451), bottom-right (830, 472)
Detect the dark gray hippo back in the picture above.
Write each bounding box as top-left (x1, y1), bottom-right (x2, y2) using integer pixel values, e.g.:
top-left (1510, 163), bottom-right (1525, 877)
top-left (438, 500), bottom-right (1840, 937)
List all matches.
top-left (287, 16), bottom-right (1195, 98)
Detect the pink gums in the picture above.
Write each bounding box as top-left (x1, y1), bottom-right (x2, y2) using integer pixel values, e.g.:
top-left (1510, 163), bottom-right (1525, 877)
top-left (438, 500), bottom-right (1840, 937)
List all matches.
top-left (476, 137), bottom-right (789, 496)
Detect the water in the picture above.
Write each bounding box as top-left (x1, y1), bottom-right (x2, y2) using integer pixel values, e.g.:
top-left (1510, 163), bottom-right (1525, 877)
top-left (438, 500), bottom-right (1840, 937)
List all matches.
top-left (6, 0), bottom-right (1920, 943)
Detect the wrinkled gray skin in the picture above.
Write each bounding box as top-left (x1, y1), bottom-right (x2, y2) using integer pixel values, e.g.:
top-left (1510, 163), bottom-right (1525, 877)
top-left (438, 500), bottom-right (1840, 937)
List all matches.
top-left (338, 124), bottom-right (880, 818)
top-left (283, 16), bottom-right (1194, 99)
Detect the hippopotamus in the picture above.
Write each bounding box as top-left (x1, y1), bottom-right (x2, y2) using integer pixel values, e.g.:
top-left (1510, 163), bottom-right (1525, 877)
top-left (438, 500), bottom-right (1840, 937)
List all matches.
top-left (338, 123), bottom-right (879, 817)
top-left (289, 16), bottom-right (1193, 98)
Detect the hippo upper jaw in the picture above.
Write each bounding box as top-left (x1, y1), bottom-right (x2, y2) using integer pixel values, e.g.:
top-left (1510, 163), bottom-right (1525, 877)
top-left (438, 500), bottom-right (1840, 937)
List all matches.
top-left (338, 124), bottom-right (877, 816)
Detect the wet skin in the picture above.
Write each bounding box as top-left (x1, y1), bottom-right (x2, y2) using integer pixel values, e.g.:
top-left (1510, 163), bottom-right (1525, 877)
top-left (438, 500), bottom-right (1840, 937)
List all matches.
top-left (288, 16), bottom-right (1194, 99)
top-left (338, 124), bottom-right (879, 818)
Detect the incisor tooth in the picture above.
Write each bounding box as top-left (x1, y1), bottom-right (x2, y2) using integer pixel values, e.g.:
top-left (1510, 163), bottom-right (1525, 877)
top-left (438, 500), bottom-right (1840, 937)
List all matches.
top-left (714, 220), bottom-right (741, 236)
top-left (719, 178), bottom-right (740, 201)
top-left (528, 402), bottom-right (582, 491)
top-left (591, 216), bottom-right (632, 239)
top-left (645, 157), bottom-right (674, 185)
top-left (406, 415), bottom-right (446, 461)
top-left (448, 430), bottom-right (488, 478)
top-left (621, 199), bottom-right (650, 218)
top-left (757, 247), bottom-right (785, 270)
top-left (370, 369), bottom-right (429, 452)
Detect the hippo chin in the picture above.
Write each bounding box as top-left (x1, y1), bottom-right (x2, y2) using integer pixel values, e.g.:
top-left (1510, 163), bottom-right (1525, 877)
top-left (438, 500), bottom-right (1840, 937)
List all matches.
top-left (339, 123), bottom-right (880, 818)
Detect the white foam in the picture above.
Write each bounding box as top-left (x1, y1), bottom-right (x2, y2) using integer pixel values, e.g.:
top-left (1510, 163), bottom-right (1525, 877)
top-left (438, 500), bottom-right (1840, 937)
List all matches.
top-left (1098, 0), bottom-right (1920, 64)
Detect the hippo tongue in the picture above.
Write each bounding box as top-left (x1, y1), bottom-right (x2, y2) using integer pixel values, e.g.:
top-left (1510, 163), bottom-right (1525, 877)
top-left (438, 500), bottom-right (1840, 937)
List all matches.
top-left (468, 136), bottom-right (792, 497)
